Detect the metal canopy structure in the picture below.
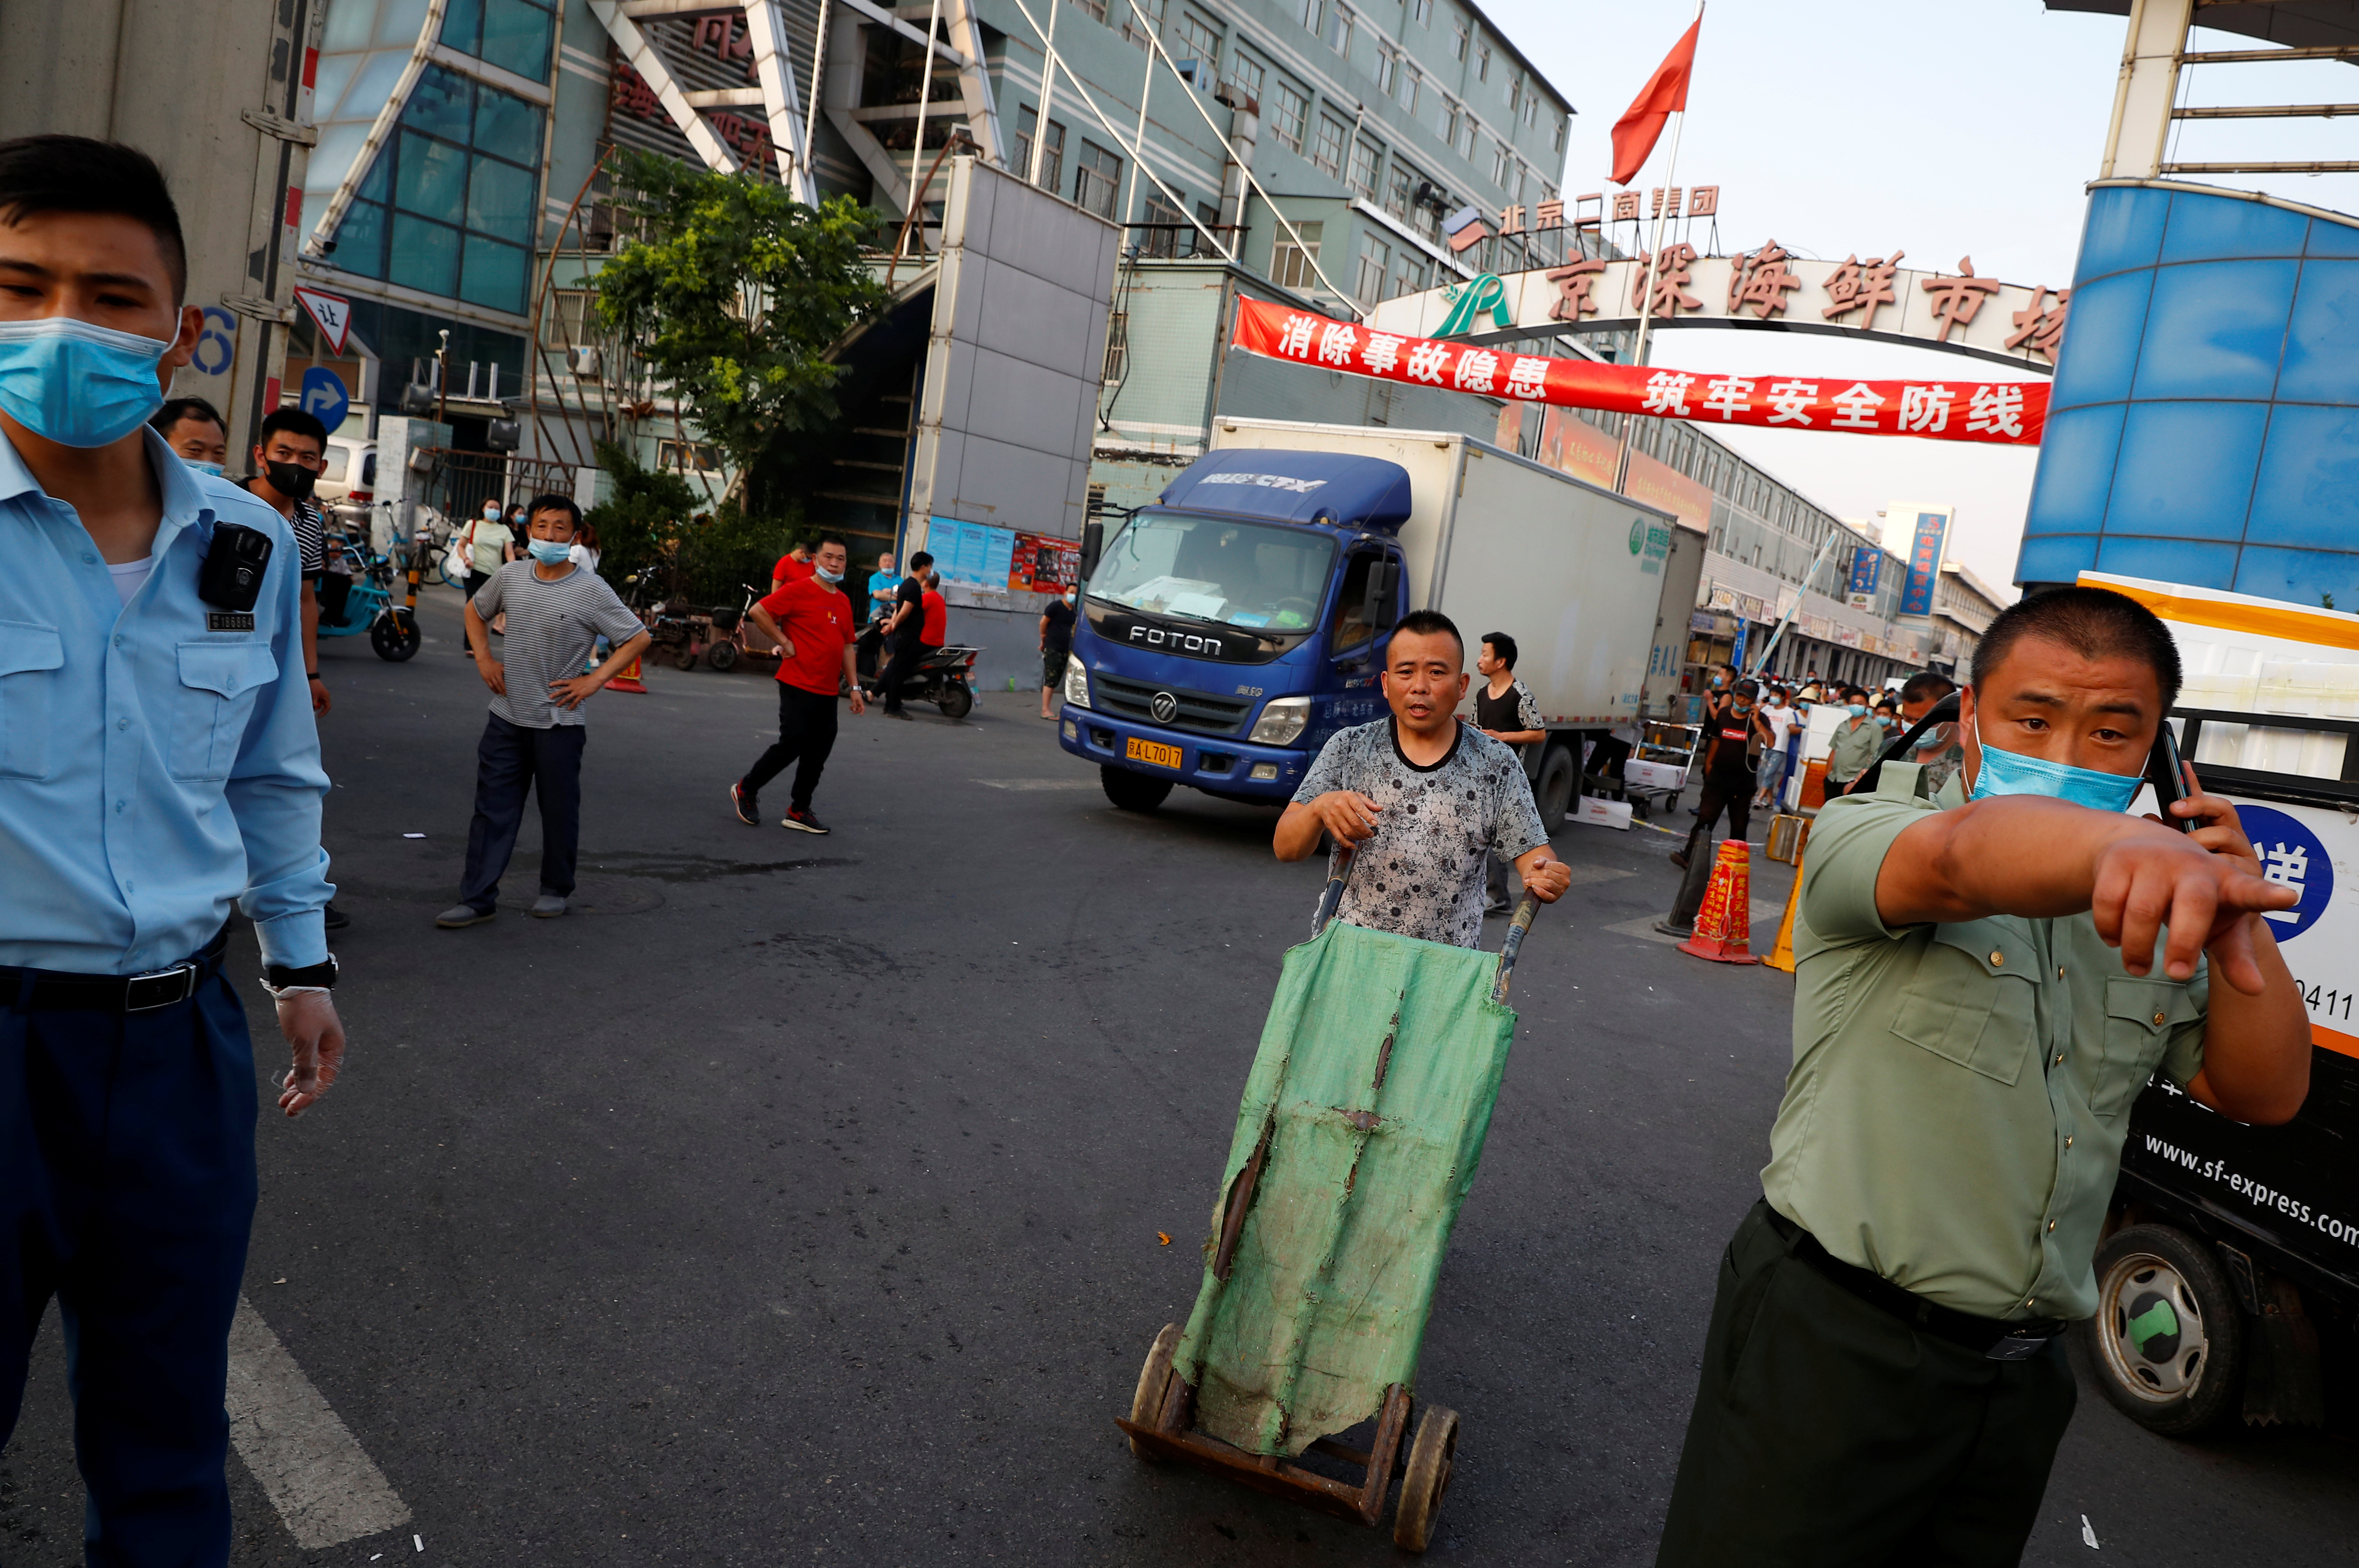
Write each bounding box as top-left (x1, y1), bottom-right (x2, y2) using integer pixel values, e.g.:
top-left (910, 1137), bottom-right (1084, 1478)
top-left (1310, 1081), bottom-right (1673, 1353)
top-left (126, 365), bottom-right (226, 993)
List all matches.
top-left (2051, 0), bottom-right (2359, 177)
top-left (820, 0), bottom-right (1005, 219)
top-left (2050, 0), bottom-right (2359, 52)
top-left (588, 0), bottom-right (822, 202)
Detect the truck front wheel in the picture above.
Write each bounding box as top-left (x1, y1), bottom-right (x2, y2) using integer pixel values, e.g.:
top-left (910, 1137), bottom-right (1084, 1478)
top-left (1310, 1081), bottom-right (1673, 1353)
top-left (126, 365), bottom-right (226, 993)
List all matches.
top-left (1101, 766), bottom-right (1174, 813)
top-left (1534, 742), bottom-right (1577, 834)
top-left (2079, 1223), bottom-right (2244, 1436)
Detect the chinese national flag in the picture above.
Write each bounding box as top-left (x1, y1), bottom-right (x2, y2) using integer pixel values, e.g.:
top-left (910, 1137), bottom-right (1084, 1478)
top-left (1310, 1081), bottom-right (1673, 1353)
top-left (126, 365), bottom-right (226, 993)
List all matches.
top-left (1609, 17), bottom-right (1701, 187)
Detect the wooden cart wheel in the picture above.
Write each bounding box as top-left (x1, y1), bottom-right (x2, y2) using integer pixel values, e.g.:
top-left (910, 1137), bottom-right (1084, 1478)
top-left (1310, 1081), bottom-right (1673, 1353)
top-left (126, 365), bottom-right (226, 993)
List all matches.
top-left (1128, 1323), bottom-right (1182, 1463)
top-left (1391, 1404), bottom-right (1459, 1552)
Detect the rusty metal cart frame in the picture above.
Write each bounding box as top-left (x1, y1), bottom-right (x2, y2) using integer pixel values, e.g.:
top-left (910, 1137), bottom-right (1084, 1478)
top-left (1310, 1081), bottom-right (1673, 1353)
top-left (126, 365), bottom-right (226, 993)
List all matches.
top-left (1115, 847), bottom-right (1540, 1550)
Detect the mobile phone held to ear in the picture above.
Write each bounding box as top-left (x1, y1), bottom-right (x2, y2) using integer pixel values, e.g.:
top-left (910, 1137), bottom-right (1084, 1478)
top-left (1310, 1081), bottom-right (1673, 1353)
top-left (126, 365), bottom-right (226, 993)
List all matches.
top-left (2146, 720), bottom-right (2190, 831)
top-left (198, 521), bottom-right (274, 611)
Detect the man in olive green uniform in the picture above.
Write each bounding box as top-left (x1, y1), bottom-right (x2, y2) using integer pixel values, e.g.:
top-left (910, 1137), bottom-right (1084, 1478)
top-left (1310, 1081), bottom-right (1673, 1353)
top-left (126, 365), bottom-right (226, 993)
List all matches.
top-left (1824, 689), bottom-right (1882, 794)
top-left (1656, 588), bottom-right (2311, 1567)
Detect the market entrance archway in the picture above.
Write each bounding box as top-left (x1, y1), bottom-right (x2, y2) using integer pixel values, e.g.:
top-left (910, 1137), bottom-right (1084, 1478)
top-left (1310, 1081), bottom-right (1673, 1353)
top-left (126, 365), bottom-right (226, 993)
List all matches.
top-left (1369, 248), bottom-right (2067, 375)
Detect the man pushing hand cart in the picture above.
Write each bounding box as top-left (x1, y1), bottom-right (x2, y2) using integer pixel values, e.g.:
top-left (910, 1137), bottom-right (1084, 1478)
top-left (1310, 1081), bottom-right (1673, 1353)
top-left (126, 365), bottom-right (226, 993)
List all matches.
top-left (1116, 611), bottom-right (1570, 1550)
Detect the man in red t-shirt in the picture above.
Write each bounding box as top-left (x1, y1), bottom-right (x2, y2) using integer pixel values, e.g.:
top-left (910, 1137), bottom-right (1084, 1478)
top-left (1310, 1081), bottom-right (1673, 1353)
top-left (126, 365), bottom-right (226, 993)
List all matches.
top-left (920, 568), bottom-right (948, 650)
top-left (770, 542), bottom-right (814, 592)
top-left (732, 534), bottom-right (865, 833)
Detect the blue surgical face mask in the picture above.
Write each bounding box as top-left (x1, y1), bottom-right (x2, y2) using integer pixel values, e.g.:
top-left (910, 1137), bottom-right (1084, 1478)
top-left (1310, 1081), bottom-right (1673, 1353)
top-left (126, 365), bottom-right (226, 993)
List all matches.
top-left (527, 538), bottom-right (573, 565)
top-left (1967, 713), bottom-right (2143, 812)
top-left (183, 458), bottom-right (225, 479)
top-left (814, 564), bottom-right (845, 584)
top-left (1847, 703), bottom-right (1867, 717)
top-left (0, 316), bottom-right (170, 448)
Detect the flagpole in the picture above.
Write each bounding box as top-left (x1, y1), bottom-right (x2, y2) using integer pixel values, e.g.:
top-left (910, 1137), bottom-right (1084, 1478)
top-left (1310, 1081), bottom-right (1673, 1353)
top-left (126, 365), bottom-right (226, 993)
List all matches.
top-left (1613, 0), bottom-right (1702, 496)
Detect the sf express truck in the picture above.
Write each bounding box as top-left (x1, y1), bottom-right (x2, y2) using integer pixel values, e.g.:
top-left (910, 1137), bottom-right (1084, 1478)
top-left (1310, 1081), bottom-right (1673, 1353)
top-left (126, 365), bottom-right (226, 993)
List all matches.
top-left (2077, 571), bottom-right (2359, 1437)
top-left (1054, 418), bottom-right (1690, 826)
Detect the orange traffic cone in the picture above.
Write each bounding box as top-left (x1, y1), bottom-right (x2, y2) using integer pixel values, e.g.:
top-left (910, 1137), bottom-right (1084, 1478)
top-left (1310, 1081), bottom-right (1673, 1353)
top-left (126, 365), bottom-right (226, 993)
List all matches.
top-left (608, 650), bottom-right (648, 694)
top-left (1678, 840), bottom-right (1761, 965)
top-left (1762, 851), bottom-right (1803, 973)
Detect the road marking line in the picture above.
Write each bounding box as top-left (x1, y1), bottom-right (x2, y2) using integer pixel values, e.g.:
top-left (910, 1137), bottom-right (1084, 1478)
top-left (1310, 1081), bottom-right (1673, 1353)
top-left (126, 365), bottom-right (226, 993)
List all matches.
top-left (971, 777), bottom-right (1100, 790)
top-left (225, 1295), bottom-right (412, 1549)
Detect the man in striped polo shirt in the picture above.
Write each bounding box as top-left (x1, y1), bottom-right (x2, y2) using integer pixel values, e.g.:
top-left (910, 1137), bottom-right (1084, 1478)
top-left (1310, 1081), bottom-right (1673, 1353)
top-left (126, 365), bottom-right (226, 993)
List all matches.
top-left (437, 495), bottom-right (650, 928)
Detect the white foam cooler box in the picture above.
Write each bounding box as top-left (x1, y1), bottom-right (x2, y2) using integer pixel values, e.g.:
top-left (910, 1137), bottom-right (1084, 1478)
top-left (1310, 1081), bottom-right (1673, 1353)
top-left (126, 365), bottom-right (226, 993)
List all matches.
top-left (1622, 759), bottom-right (1688, 792)
top-left (1574, 795), bottom-right (1634, 831)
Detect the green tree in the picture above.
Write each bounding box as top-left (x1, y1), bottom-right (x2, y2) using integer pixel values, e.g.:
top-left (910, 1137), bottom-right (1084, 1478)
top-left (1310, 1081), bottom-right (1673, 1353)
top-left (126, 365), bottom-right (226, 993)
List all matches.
top-left (582, 438), bottom-right (702, 597)
top-left (597, 150), bottom-right (890, 516)
top-left (585, 441), bottom-right (803, 608)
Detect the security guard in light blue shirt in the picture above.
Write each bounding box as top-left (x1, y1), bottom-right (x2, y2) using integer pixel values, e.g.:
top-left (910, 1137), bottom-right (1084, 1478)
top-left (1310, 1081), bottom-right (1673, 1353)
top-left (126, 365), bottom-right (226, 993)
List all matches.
top-left (0, 137), bottom-right (347, 1568)
top-left (0, 436), bottom-right (330, 969)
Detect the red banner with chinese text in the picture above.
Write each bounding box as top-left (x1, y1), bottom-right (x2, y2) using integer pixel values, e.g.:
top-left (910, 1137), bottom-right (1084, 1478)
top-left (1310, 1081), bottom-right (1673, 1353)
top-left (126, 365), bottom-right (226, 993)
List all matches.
top-left (1230, 296), bottom-right (2047, 446)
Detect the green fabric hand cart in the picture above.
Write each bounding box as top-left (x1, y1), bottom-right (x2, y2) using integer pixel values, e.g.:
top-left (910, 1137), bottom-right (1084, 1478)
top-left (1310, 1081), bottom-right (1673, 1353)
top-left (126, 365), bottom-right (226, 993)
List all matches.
top-left (1116, 849), bottom-right (1540, 1551)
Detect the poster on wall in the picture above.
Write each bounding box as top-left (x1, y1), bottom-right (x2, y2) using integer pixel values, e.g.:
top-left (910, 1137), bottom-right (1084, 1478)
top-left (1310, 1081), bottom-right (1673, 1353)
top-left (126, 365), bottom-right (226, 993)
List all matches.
top-left (1533, 408), bottom-right (1712, 534)
top-left (1900, 509), bottom-right (1949, 616)
top-left (1847, 548), bottom-right (1883, 609)
top-left (930, 517), bottom-right (1017, 588)
top-left (1010, 532), bottom-right (1081, 594)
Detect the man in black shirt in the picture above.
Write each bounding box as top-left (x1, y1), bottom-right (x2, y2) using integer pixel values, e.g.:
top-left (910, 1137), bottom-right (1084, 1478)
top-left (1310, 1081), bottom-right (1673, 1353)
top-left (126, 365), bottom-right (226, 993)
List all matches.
top-left (869, 549), bottom-right (932, 719)
top-left (1473, 632), bottom-right (1547, 913)
top-left (1671, 677), bottom-right (1762, 871)
top-left (1038, 584), bottom-right (1077, 719)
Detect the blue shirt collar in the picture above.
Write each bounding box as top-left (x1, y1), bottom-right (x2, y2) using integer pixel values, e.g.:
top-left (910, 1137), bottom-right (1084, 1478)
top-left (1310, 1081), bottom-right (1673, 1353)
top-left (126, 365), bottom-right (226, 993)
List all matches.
top-left (0, 423), bottom-right (217, 555)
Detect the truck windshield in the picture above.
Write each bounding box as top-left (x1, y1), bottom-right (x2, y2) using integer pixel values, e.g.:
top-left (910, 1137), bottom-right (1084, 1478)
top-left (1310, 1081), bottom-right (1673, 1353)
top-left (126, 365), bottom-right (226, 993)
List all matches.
top-left (1088, 513), bottom-right (1338, 631)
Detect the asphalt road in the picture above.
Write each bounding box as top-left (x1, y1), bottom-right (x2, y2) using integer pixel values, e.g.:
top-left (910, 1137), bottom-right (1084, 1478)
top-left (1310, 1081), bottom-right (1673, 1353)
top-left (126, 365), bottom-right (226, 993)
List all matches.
top-left (3, 586), bottom-right (2353, 1566)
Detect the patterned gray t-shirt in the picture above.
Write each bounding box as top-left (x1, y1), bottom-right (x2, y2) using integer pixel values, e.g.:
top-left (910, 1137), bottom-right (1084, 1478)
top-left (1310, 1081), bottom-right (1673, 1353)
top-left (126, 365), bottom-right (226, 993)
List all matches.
top-left (1294, 718), bottom-right (1549, 948)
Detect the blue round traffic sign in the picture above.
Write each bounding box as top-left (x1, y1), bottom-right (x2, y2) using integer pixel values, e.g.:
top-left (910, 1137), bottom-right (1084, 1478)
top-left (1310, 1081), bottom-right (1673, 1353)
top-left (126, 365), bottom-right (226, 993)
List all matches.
top-left (298, 365), bottom-right (350, 430)
top-left (2233, 803), bottom-right (2332, 942)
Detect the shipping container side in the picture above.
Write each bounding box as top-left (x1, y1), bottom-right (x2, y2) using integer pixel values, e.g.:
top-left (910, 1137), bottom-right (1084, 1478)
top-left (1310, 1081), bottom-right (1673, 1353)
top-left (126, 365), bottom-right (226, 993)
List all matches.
top-left (1206, 417), bottom-right (1674, 728)
top-left (1437, 443), bottom-right (1661, 726)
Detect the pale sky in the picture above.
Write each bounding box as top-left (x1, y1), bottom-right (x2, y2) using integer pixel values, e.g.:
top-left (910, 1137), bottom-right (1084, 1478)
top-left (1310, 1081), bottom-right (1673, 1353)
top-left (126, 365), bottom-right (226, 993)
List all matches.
top-left (1477, 0), bottom-right (2359, 598)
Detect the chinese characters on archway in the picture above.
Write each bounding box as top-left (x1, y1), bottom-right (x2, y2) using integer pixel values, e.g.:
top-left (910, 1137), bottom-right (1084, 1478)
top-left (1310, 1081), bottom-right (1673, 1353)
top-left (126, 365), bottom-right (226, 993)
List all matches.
top-left (1530, 249), bottom-right (2072, 364)
top-left (1235, 297), bottom-right (2045, 447)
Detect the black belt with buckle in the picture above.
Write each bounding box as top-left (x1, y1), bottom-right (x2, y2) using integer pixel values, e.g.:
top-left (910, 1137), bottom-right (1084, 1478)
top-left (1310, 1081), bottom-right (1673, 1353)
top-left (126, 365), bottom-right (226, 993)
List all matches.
top-left (1765, 1207), bottom-right (2067, 1362)
top-left (0, 926), bottom-right (230, 1014)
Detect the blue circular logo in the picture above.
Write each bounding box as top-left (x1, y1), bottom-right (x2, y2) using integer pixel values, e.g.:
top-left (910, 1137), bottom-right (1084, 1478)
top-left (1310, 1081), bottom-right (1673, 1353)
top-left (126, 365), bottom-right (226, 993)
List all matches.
top-left (2234, 803), bottom-right (2332, 942)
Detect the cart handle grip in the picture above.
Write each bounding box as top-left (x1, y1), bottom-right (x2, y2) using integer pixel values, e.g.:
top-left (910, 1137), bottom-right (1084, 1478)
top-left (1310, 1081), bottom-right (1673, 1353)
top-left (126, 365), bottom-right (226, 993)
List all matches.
top-left (1491, 891), bottom-right (1543, 1005)
top-left (1310, 842), bottom-right (1358, 940)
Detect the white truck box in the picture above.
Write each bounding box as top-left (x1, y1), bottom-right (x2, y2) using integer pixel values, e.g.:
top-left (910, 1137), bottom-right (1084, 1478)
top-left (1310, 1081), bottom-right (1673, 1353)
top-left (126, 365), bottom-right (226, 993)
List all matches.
top-left (1208, 418), bottom-right (1678, 730)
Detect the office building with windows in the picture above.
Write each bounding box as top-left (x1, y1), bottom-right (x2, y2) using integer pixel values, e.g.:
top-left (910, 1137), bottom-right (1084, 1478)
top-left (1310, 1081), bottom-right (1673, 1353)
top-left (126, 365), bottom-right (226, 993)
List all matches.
top-left (973, 0), bottom-right (1576, 314)
top-left (294, 0), bottom-right (613, 460)
top-left (278, 0), bottom-right (1928, 708)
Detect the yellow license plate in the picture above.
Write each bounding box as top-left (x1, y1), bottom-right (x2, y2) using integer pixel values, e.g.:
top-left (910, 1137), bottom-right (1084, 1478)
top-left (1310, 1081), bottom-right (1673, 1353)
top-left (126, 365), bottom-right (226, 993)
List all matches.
top-left (1126, 736), bottom-right (1182, 770)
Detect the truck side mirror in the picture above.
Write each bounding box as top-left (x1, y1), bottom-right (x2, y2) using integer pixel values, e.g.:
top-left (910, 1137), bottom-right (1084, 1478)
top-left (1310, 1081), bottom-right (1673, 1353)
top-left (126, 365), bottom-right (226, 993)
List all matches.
top-left (1365, 559), bottom-right (1399, 631)
top-left (1079, 519), bottom-right (1103, 585)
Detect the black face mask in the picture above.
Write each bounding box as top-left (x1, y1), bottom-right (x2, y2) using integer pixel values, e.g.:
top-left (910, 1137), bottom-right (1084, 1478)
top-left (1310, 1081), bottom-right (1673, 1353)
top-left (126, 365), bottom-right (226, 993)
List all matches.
top-left (264, 460), bottom-right (318, 500)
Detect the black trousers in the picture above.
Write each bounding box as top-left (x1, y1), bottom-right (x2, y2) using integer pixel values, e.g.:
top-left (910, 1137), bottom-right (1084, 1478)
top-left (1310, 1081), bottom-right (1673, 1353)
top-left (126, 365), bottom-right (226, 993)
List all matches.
top-left (1694, 774), bottom-right (1752, 845)
top-left (874, 635), bottom-right (925, 710)
top-left (318, 572), bottom-right (354, 628)
top-left (743, 683), bottom-right (839, 809)
top-left (1655, 1200), bottom-right (2077, 1568)
top-left (459, 714), bottom-right (586, 912)
top-left (856, 623), bottom-right (886, 681)
top-left (463, 569), bottom-right (494, 652)
top-left (1, 963), bottom-right (256, 1568)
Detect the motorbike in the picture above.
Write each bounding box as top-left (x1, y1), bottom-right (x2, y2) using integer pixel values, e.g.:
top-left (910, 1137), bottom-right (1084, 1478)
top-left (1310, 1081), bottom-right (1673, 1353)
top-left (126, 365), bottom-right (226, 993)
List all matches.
top-left (873, 643), bottom-right (982, 719)
top-left (698, 583), bottom-right (784, 675)
top-left (622, 572), bottom-right (703, 669)
top-left (316, 507), bottom-right (423, 661)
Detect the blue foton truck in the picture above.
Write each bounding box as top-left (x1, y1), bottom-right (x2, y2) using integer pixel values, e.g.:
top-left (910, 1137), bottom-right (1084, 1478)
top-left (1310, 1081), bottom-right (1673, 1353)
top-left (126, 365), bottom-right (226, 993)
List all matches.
top-left (1056, 418), bottom-right (1687, 823)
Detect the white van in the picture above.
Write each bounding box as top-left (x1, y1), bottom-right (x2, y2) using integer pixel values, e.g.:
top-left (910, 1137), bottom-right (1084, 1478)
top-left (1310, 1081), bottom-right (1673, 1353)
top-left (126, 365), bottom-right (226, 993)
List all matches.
top-left (315, 434), bottom-right (376, 505)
